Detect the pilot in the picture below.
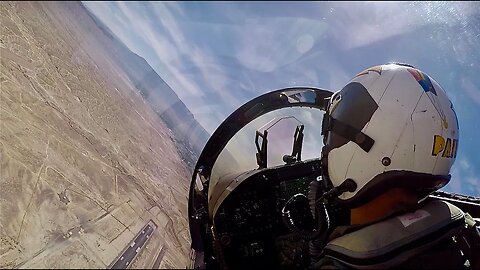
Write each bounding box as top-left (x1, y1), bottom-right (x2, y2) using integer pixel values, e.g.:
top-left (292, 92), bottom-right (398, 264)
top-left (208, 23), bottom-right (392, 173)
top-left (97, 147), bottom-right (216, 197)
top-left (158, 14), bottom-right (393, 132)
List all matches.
top-left (311, 63), bottom-right (480, 269)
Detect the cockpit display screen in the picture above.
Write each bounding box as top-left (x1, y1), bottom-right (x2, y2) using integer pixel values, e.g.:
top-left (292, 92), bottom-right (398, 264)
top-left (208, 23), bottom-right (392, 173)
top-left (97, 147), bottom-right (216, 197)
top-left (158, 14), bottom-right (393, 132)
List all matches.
top-left (277, 177), bottom-right (311, 201)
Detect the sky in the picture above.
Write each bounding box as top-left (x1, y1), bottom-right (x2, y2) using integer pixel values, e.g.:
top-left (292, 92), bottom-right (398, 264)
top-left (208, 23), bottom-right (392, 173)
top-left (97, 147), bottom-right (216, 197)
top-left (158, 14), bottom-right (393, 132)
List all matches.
top-left (83, 1), bottom-right (480, 196)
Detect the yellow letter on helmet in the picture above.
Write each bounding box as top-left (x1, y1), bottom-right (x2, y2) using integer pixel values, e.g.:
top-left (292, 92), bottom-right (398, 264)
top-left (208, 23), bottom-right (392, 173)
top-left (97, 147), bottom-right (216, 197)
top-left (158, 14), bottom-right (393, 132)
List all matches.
top-left (432, 135), bottom-right (445, 156)
top-left (442, 138), bottom-right (452, 158)
top-left (452, 139), bottom-right (458, 158)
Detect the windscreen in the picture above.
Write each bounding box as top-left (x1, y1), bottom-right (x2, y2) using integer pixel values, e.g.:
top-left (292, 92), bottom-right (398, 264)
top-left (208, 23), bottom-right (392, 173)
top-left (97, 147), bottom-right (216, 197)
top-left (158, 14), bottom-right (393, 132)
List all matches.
top-left (208, 107), bottom-right (325, 215)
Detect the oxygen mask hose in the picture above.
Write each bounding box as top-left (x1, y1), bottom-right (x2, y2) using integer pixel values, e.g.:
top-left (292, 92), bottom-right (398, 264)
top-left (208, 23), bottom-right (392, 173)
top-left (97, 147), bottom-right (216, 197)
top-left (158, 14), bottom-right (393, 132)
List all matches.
top-left (281, 179), bottom-right (357, 241)
top-left (316, 179), bottom-right (357, 204)
top-left (306, 179), bottom-right (356, 263)
top-left (281, 196), bottom-right (328, 240)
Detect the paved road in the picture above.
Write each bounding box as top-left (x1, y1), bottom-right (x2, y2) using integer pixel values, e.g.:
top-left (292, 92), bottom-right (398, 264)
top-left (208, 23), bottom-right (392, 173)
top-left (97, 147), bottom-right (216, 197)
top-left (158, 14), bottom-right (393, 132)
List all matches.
top-left (111, 223), bottom-right (155, 269)
top-left (152, 245), bottom-right (168, 269)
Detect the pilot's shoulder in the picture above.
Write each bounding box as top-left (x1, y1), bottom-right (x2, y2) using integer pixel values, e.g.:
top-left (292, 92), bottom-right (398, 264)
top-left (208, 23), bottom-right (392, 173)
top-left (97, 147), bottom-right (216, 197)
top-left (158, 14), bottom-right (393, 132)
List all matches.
top-left (321, 199), bottom-right (467, 269)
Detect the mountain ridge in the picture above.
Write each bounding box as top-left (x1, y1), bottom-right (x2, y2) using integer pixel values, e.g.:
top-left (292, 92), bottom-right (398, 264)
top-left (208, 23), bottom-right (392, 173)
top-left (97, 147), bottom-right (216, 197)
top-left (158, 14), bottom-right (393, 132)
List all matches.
top-left (81, 2), bottom-right (209, 168)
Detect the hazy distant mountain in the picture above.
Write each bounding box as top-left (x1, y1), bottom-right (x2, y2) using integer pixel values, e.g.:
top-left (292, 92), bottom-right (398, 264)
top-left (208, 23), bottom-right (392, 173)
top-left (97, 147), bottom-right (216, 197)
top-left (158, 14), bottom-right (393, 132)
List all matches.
top-left (82, 3), bottom-right (210, 166)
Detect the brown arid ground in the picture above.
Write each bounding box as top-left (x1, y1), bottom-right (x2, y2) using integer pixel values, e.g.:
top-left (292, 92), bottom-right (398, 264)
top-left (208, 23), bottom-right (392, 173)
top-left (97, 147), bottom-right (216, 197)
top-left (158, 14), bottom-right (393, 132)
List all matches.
top-left (1, 1), bottom-right (192, 268)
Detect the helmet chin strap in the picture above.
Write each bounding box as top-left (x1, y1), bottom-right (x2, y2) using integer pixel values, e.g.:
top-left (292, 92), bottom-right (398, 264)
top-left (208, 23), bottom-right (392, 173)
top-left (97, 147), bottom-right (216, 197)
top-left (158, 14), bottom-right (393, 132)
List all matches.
top-left (322, 115), bottom-right (375, 153)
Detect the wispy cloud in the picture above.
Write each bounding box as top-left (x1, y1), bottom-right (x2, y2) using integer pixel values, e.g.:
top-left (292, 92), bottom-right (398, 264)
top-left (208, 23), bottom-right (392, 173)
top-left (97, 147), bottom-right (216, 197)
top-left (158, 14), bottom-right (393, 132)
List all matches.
top-left (461, 77), bottom-right (480, 105)
top-left (233, 17), bottom-right (328, 72)
top-left (324, 2), bottom-right (417, 50)
top-left (448, 157), bottom-right (480, 195)
top-left (324, 2), bottom-right (479, 50)
top-left (448, 162), bottom-right (463, 193)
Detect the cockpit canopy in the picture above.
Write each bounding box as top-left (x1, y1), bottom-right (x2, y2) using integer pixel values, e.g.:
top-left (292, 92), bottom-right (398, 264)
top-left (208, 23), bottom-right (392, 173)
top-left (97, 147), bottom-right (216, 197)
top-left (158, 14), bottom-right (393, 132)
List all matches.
top-left (188, 87), bottom-right (333, 246)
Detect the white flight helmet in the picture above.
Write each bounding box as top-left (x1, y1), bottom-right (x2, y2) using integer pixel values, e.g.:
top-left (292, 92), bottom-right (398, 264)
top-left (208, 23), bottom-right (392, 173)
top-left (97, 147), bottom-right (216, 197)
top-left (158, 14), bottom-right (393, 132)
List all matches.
top-left (321, 63), bottom-right (459, 207)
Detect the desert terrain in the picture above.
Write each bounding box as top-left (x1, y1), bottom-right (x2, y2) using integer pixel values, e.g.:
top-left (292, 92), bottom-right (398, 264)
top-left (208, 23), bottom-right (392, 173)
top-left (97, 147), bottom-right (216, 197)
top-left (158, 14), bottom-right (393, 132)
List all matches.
top-left (1, 1), bottom-right (192, 268)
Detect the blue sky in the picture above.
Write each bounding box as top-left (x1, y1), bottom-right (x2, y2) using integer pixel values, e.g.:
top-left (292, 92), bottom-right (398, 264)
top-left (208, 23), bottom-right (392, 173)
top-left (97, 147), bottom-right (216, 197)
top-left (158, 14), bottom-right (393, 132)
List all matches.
top-left (83, 1), bottom-right (479, 196)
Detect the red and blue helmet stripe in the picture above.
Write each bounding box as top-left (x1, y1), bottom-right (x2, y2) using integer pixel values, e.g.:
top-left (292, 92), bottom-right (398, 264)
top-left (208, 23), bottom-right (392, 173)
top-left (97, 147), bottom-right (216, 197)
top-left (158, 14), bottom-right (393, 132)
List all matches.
top-left (407, 68), bottom-right (437, 96)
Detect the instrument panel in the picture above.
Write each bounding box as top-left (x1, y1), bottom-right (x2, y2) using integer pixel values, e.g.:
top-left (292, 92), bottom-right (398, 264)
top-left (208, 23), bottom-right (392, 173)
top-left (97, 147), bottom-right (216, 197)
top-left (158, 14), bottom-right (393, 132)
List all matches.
top-left (212, 159), bottom-right (322, 269)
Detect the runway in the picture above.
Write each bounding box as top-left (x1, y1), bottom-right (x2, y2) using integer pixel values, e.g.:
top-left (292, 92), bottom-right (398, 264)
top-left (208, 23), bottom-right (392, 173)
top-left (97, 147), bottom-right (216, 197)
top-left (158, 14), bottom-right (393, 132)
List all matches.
top-left (111, 221), bottom-right (156, 269)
